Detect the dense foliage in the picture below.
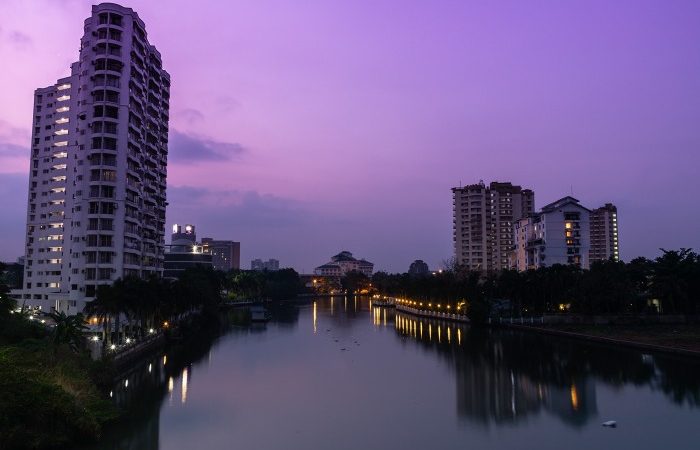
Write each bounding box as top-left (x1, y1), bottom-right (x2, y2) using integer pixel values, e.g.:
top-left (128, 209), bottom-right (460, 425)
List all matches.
top-left (0, 263), bottom-right (117, 448)
top-left (84, 266), bottom-right (224, 346)
top-left (224, 268), bottom-right (302, 301)
top-left (372, 249), bottom-right (700, 321)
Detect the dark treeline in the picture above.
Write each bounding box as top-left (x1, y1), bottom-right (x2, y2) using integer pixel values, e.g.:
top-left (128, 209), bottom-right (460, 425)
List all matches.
top-left (224, 268), bottom-right (302, 301)
top-left (372, 249), bottom-right (700, 321)
top-left (85, 266), bottom-right (223, 347)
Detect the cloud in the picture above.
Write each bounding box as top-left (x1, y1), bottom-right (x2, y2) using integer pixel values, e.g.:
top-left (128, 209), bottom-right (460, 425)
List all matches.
top-left (177, 108), bottom-right (205, 123)
top-left (0, 142), bottom-right (26, 158)
top-left (0, 120), bottom-right (29, 145)
top-left (8, 30), bottom-right (32, 46)
top-left (167, 186), bottom-right (310, 228)
top-left (0, 121), bottom-right (29, 173)
top-left (168, 129), bottom-right (245, 163)
top-left (0, 173), bottom-right (28, 261)
top-left (216, 96), bottom-right (240, 113)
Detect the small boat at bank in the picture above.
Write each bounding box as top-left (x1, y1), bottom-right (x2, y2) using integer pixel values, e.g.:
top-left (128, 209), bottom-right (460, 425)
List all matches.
top-left (250, 305), bottom-right (271, 322)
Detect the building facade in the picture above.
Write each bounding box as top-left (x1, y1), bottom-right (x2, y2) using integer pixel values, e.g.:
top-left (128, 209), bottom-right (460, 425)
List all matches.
top-left (202, 238), bottom-right (240, 272)
top-left (408, 259), bottom-right (430, 276)
top-left (19, 3), bottom-right (169, 313)
top-left (452, 181), bottom-right (534, 271)
top-left (164, 224), bottom-right (212, 279)
top-left (589, 203), bottom-right (619, 263)
top-left (511, 197), bottom-right (591, 271)
top-left (251, 259), bottom-right (279, 271)
top-left (314, 251), bottom-right (374, 277)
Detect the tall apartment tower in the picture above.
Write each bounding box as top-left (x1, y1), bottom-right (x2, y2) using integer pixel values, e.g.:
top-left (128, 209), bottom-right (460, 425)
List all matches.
top-left (452, 181), bottom-right (534, 271)
top-left (20, 4), bottom-right (170, 313)
top-left (589, 203), bottom-right (619, 263)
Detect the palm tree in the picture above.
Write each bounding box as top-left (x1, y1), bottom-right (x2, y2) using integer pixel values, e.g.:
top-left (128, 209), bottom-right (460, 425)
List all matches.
top-left (84, 284), bottom-right (122, 348)
top-left (47, 311), bottom-right (88, 353)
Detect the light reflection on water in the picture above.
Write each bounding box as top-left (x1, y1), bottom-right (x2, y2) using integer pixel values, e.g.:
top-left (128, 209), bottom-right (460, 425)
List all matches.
top-left (84, 297), bottom-right (700, 450)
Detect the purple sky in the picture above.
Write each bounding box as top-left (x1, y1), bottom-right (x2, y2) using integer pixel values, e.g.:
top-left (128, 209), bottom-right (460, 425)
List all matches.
top-left (1, 0), bottom-right (699, 272)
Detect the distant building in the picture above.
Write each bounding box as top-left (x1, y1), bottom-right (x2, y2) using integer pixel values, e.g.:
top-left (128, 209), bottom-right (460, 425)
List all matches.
top-left (314, 251), bottom-right (373, 277)
top-left (589, 203), bottom-right (619, 263)
top-left (251, 259), bottom-right (279, 271)
top-left (511, 196), bottom-right (591, 271)
top-left (164, 224), bottom-right (212, 279)
top-left (408, 260), bottom-right (430, 276)
top-left (202, 238), bottom-right (240, 272)
top-left (452, 181), bottom-right (534, 272)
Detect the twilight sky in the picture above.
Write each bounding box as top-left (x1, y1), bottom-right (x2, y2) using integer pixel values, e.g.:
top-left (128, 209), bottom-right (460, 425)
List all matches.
top-left (1, 0), bottom-right (699, 272)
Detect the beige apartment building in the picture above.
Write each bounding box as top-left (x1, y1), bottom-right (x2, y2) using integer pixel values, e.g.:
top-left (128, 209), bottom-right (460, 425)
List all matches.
top-left (452, 181), bottom-right (534, 271)
top-left (589, 203), bottom-right (619, 263)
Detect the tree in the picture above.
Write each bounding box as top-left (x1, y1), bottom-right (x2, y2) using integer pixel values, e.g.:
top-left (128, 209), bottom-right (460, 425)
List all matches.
top-left (0, 262), bottom-right (17, 317)
top-left (47, 311), bottom-right (88, 353)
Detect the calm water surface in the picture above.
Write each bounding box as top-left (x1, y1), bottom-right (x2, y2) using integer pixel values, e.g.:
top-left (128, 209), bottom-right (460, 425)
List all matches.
top-left (89, 297), bottom-right (700, 450)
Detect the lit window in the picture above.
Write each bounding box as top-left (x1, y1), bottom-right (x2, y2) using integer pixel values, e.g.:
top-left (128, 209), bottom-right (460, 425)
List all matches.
top-left (53, 151), bottom-right (68, 158)
top-left (55, 117), bottom-right (69, 124)
top-left (56, 95), bottom-right (70, 102)
top-left (57, 84), bottom-right (71, 91)
top-left (51, 176), bottom-right (67, 182)
top-left (54, 141), bottom-right (68, 147)
top-left (54, 129), bottom-right (68, 135)
top-left (50, 187), bottom-right (66, 193)
top-left (52, 164), bottom-right (67, 170)
top-left (56, 106), bottom-right (69, 113)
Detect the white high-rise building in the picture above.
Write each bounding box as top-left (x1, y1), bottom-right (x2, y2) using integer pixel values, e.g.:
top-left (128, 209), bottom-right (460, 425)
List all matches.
top-left (19, 3), bottom-right (170, 313)
top-left (511, 196), bottom-right (591, 271)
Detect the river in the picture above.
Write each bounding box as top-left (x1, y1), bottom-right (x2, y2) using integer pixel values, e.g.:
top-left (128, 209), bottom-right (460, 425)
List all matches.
top-left (85, 296), bottom-right (700, 449)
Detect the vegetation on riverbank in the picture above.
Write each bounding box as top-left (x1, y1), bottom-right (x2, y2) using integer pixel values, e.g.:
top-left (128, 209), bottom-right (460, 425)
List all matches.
top-left (372, 249), bottom-right (700, 322)
top-left (84, 266), bottom-right (224, 347)
top-left (224, 268), bottom-right (302, 301)
top-left (0, 263), bottom-right (118, 449)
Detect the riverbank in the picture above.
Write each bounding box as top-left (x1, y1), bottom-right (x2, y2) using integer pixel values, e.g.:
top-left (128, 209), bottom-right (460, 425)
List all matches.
top-left (497, 322), bottom-right (700, 358)
top-left (396, 303), bottom-right (469, 323)
top-left (0, 323), bottom-right (118, 449)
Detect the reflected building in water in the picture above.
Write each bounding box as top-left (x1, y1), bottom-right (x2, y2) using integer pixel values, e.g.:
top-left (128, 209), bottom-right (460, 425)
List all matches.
top-left (393, 312), bottom-right (598, 428)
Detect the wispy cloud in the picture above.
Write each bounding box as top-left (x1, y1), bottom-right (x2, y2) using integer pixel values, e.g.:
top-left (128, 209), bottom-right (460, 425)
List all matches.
top-left (177, 108), bottom-right (205, 124)
top-left (8, 30), bottom-right (32, 48)
top-left (0, 173), bottom-right (27, 261)
top-left (167, 186), bottom-right (310, 228)
top-left (168, 129), bottom-right (245, 163)
top-left (0, 120), bottom-right (29, 173)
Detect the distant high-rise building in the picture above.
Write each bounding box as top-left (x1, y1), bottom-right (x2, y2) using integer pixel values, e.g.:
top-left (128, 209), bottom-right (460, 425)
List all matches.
top-left (20, 3), bottom-right (170, 313)
top-left (202, 238), bottom-right (240, 272)
top-left (408, 259), bottom-right (430, 276)
top-left (512, 196), bottom-right (591, 271)
top-left (589, 203), bottom-right (619, 263)
top-left (251, 259), bottom-right (280, 271)
top-left (452, 181), bottom-right (534, 271)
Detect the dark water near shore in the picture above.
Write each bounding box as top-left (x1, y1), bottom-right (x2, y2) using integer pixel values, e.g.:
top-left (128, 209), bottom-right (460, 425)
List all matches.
top-left (86, 296), bottom-right (700, 450)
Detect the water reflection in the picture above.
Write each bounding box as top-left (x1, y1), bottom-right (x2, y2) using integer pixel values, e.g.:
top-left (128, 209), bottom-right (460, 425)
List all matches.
top-left (82, 297), bottom-right (700, 450)
top-left (392, 310), bottom-right (700, 428)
